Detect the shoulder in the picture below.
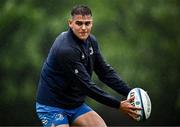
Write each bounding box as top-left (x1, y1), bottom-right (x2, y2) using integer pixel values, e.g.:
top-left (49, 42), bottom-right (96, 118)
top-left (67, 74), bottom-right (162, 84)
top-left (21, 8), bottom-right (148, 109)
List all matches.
top-left (48, 31), bottom-right (80, 59)
top-left (54, 31), bottom-right (68, 44)
top-left (52, 31), bottom-right (75, 51)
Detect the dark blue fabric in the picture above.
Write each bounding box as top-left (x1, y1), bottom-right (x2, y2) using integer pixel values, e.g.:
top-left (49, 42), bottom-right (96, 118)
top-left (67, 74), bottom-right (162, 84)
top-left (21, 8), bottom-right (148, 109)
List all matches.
top-left (36, 28), bottom-right (131, 109)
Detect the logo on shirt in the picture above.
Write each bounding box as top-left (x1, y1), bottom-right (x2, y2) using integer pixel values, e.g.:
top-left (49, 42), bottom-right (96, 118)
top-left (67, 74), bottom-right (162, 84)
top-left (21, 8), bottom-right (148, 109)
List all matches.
top-left (41, 117), bottom-right (48, 125)
top-left (75, 69), bottom-right (79, 74)
top-left (82, 53), bottom-right (85, 59)
top-left (55, 113), bottom-right (64, 121)
top-left (89, 47), bottom-right (94, 55)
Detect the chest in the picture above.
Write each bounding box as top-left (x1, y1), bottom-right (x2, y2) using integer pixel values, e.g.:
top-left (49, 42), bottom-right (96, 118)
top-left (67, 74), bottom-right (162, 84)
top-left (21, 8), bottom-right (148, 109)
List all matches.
top-left (79, 43), bottom-right (95, 75)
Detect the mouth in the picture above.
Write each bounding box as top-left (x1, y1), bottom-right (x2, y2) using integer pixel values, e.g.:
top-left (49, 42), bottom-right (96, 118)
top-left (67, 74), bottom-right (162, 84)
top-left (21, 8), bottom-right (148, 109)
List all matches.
top-left (79, 32), bottom-right (88, 36)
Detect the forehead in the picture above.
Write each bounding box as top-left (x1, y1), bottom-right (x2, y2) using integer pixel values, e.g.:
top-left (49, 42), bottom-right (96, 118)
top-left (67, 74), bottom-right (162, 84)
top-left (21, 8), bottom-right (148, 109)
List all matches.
top-left (72, 15), bottom-right (92, 21)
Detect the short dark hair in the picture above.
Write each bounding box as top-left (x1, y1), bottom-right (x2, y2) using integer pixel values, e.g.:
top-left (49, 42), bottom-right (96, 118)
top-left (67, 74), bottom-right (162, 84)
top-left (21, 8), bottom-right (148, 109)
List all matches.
top-left (71, 5), bottom-right (92, 17)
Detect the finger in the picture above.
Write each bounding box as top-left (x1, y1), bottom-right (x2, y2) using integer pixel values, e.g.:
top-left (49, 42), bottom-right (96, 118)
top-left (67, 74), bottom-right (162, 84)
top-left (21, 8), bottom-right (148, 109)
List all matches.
top-left (128, 113), bottom-right (134, 119)
top-left (127, 102), bottom-right (142, 110)
top-left (129, 109), bottom-right (141, 116)
top-left (130, 106), bottom-right (143, 110)
top-left (127, 96), bottom-right (135, 102)
top-left (129, 111), bottom-right (141, 119)
top-left (128, 113), bottom-right (139, 120)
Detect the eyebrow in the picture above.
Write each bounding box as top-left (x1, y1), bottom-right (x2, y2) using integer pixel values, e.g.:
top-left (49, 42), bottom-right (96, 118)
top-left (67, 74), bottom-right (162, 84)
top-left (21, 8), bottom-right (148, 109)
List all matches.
top-left (74, 19), bottom-right (93, 22)
top-left (75, 21), bottom-right (92, 26)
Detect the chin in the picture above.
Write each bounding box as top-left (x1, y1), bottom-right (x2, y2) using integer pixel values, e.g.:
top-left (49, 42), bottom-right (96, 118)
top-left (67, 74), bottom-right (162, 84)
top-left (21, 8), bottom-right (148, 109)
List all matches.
top-left (79, 36), bottom-right (88, 41)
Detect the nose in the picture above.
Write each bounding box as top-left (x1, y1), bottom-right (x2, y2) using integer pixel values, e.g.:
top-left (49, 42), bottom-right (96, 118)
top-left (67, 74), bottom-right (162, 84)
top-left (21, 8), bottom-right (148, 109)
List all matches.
top-left (82, 24), bottom-right (86, 30)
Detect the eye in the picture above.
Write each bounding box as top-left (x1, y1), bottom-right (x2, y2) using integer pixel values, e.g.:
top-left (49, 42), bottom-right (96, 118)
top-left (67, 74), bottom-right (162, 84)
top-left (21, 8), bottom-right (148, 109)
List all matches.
top-left (85, 21), bottom-right (91, 26)
top-left (75, 21), bottom-right (83, 26)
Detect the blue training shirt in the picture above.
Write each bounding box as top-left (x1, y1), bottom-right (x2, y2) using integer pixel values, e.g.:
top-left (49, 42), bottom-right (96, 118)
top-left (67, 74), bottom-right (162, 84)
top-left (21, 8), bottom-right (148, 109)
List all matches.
top-left (36, 28), bottom-right (131, 109)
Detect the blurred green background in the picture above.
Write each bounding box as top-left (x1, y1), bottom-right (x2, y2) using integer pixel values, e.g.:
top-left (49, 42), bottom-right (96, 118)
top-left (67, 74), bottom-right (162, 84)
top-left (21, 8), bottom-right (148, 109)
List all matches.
top-left (0, 0), bottom-right (179, 126)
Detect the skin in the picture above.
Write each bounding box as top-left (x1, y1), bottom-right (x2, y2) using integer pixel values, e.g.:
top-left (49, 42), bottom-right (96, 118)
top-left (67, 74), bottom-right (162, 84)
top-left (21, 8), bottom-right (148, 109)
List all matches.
top-left (120, 96), bottom-right (142, 120)
top-left (52, 15), bottom-right (142, 127)
top-left (68, 15), bottom-right (93, 41)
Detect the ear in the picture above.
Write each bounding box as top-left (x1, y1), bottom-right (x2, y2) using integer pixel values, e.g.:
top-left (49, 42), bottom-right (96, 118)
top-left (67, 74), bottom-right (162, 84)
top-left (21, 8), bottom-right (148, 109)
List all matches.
top-left (68, 19), bottom-right (73, 28)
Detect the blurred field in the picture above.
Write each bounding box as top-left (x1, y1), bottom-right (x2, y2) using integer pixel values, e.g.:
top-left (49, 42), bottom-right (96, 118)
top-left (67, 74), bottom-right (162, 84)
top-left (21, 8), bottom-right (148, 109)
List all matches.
top-left (0, 0), bottom-right (179, 126)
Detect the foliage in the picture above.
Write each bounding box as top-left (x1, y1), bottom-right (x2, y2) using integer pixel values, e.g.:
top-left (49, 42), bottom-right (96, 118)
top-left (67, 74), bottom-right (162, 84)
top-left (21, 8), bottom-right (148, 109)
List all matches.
top-left (0, 0), bottom-right (179, 125)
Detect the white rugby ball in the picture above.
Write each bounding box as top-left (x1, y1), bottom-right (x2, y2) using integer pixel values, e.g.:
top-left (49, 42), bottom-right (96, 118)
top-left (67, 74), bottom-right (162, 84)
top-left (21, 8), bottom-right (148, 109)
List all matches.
top-left (127, 88), bottom-right (151, 121)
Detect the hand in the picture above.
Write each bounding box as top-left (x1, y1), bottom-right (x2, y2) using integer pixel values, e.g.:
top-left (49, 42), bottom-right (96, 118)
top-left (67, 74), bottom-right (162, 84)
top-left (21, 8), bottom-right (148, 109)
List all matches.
top-left (119, 96), bottom-right (142, 120)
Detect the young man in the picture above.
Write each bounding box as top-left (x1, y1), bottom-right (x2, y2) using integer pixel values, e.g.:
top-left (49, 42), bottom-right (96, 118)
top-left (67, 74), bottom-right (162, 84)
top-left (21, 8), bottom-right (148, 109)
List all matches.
top-left (36, 5), bottom-right (141, 127)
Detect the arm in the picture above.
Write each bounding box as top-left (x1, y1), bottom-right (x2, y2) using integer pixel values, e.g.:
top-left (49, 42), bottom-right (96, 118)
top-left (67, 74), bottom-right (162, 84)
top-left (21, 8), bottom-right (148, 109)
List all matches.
top-left (57, 47), bottom-right (121, 109)
top-left (91, 37), bottom-right (142, 119)
top-left (93, 39), bottom-right (131, 97)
